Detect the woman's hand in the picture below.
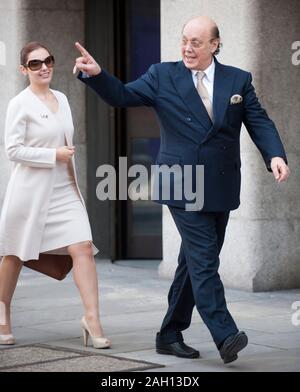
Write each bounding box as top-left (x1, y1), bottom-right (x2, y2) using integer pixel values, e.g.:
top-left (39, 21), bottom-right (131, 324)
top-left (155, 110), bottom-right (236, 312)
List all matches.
top-left (56, 146), bottom-right (75, 163)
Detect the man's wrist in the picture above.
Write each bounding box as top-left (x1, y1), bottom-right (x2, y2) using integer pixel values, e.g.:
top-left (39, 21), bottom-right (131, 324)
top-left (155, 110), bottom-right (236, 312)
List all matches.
top-left (82, 67), bottom-right (102, 79)
top-left (271, 156), bottom-right (287, 163)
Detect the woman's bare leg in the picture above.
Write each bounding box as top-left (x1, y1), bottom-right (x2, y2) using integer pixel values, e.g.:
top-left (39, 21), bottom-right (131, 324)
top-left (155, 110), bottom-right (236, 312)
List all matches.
top-left (68, 241), bottom-right (105, 337)
top-left (0, 256), bottom-right (23, 334)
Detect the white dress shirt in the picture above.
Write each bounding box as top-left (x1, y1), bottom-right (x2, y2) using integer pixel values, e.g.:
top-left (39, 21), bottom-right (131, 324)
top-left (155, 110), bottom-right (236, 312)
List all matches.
top-left (191, 59), bottom-right (215, 103)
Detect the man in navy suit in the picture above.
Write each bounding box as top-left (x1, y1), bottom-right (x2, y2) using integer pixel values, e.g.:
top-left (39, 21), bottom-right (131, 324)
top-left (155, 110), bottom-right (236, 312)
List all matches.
top-left (74, 16), bottom-right (290, 364)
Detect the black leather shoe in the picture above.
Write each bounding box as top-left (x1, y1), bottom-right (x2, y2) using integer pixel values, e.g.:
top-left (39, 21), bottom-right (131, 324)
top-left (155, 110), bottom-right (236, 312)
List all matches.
top-left (219, 331), bottom-right (248, 364)
top-left (156, 341), bottom-right (200, 358)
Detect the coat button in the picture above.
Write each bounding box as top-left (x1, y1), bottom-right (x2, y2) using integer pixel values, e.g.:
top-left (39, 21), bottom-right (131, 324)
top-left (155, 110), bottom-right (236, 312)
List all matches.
top-left (186, 117), bottom-right (192, 122)
top-left (220, 170), bottom-right (225, 175)
top-left (223, 146), bottom-right (227, 150)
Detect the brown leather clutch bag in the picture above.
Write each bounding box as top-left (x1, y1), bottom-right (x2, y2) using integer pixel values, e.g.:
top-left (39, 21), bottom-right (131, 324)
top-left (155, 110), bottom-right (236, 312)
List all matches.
top-left (24, 253), bottom-right (73, 281)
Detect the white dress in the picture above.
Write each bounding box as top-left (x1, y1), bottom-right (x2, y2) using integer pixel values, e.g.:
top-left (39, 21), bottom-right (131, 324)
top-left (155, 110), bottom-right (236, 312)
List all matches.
top-left (40, 130), bottom-right (94, 255)
top-left (0, 87), bottom-right (98, 261)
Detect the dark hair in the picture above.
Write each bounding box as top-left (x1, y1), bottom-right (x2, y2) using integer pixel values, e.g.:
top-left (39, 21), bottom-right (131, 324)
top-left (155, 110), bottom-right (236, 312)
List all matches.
top-left (212, 26), bottom-right (222, 55)
top-left (20, 42), bottom-right (51, 66)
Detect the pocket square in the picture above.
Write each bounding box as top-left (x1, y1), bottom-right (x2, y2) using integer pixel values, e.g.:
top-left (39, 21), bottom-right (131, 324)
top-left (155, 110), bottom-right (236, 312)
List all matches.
top-left (230, 94), bottom-right (243, 104)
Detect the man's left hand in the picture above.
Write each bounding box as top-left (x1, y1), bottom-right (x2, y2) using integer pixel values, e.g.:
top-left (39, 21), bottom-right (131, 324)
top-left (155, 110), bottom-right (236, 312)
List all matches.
top-left (271, 157), bottom-right (290, 183)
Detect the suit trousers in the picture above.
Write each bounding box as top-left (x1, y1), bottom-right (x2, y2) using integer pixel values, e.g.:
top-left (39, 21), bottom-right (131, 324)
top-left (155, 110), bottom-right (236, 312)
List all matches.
top-left (157, 206), bottom-right (238, 348)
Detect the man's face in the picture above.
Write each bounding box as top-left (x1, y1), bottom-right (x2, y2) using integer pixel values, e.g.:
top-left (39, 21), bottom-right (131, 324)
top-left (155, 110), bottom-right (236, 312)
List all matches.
top-left (181, 21), bottom-right (218, 70)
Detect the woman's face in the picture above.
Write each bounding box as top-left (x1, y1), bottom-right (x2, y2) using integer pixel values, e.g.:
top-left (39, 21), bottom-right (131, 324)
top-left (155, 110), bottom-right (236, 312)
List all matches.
top-left (21, 47), bottom-right (54, 86)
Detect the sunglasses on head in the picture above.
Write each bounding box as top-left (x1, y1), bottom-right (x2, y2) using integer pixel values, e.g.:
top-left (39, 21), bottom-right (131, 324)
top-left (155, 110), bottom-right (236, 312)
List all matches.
top-left (24, 55), bottom-right (55, 71)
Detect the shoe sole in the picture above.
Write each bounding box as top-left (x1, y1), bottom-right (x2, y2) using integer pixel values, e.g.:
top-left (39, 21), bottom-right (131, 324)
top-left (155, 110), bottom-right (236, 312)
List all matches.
top-left (156, 348), bottom-right (200, 358)
top-left (0, 340), bottom-right (15, 345)
top-left (222, 333), bottom-right (248, 364)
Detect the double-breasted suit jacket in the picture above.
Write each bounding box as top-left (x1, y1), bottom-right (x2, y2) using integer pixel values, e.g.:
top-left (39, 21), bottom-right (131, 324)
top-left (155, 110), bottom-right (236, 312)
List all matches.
top-left (79, 58), bottom-right (287, 211)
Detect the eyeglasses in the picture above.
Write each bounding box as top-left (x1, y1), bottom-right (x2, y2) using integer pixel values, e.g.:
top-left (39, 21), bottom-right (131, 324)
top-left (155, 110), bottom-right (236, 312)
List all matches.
top-left (181, 39), bottom-right (215, 49)
top-left (24, 55), bottom-right (55, 71)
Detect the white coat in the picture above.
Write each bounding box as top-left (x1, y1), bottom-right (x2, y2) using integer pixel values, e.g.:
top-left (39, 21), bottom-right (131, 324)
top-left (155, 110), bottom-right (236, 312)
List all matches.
top-left (0, 87), bottom-right (94, 261)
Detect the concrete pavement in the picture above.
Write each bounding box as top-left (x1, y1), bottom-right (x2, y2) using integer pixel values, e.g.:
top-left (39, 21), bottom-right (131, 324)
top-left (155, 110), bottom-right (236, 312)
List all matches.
top-left (0, 259), bottom-right (300, 372)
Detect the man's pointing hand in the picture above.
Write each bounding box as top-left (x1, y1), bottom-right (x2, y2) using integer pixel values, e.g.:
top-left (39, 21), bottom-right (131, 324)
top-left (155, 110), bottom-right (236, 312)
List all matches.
top-left (73, 42), bottom-right (101, 76)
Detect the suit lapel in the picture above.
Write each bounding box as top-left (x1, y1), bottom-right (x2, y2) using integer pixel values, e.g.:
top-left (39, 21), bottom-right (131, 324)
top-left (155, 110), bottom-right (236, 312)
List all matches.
top-left (170, 61), bottom-right (212, 131)
top-left (202, 59), bottom-right (236, 142)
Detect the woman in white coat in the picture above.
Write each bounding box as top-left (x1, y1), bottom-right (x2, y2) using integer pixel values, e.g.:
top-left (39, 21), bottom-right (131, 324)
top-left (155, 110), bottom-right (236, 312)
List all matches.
top-left (0, 42), bottom-right (110, 349)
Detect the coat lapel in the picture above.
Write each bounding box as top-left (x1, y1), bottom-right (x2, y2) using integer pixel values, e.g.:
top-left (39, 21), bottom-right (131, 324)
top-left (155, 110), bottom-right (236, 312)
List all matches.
top-left (170, 61), bottom-right (212, 131)
top-left (52, 90), bottom-right (72, 146)
top-left (202, 59), bottom-right (236, 143)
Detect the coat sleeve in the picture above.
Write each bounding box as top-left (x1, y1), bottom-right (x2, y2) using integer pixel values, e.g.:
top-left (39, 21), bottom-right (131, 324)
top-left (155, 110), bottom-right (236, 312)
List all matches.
top-left (242, 72), bottom-right (288, 172)
top-left (78, 64), bottom-right (159, 107)
top-left (5, 98), bottom-right (57, 168)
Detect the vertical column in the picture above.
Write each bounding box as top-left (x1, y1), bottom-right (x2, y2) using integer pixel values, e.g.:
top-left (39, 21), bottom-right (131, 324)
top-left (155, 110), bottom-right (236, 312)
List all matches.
top-left (0, 0), bottom-right (87, 203)
top-left (0, 0), bottom-right (24, 206)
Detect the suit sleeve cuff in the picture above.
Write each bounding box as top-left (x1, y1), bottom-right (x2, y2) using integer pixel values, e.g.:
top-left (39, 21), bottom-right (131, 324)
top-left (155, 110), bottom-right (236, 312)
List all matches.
top-left (78, 71), bottom-right (104, 83)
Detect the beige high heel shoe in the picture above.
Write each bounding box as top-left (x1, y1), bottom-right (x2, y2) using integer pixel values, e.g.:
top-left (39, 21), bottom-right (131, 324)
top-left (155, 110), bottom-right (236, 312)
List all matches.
top-left (81, 316), bottom-right (111, 349)
top-left (0, 334), bottom-right (15, 345)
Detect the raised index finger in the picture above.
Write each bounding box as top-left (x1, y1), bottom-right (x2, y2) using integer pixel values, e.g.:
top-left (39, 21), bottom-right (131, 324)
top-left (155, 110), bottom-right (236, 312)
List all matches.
top-left (75, 42), bottom-right (90, 58)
